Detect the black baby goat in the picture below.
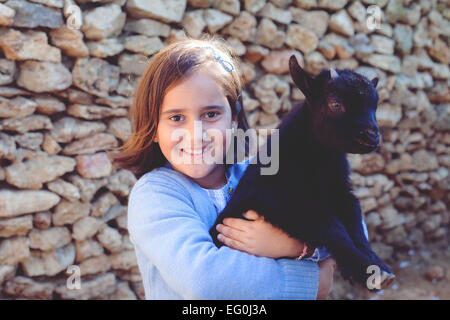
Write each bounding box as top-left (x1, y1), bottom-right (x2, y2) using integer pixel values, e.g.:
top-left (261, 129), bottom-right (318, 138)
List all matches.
top-left (210, 55), bottom-right (396, 290)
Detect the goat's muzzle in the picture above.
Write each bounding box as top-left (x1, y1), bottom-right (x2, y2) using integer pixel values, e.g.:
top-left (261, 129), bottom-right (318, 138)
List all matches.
top-left (354, 128), bottom-right (380, 150)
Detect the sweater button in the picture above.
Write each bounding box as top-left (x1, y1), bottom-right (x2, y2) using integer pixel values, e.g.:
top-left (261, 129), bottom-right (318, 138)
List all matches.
top-left (227, 186), bottom-right (233, 195)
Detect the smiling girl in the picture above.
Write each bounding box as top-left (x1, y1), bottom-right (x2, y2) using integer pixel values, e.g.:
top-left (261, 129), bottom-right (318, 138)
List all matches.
top-left (110, 35), bottom-right (336, 300)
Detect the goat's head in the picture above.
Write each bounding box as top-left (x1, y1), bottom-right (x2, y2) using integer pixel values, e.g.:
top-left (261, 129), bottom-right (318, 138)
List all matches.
top-left (289, 55), bottom-right (380, 154)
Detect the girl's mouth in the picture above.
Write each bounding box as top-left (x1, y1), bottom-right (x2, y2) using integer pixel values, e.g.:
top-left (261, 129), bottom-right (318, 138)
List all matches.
top-left (181, 144), bottom-right (213, 157)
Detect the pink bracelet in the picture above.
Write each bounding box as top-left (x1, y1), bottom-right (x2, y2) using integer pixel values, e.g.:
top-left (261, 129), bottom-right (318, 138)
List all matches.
top-left (295, 243), bottom-right (310, 261)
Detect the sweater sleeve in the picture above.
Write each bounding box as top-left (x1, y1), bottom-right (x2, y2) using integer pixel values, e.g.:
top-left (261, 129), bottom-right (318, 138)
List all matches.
top-left (127, 177), bottom-right (319, 300)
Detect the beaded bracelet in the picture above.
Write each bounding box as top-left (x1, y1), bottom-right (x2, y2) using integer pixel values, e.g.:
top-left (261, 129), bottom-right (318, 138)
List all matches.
top-left (295, 243), bottom-right (311, 261)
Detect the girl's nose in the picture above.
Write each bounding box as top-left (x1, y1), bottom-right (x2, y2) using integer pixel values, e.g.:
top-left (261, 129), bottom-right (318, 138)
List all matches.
top-left (187, 120), bottom-right (206, 148)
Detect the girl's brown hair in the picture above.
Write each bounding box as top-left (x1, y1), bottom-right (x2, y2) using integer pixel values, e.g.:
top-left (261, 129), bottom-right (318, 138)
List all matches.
top-left (108, 34), bottom-right (250, 179)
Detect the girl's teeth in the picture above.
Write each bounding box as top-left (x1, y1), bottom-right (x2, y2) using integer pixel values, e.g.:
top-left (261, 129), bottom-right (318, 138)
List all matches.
top-left (187, 150), bottom-right (202, 155)
top-left (183, 147), bottom-right (206, 155)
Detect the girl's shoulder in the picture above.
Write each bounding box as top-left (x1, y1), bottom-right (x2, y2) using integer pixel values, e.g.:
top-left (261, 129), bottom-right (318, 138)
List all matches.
top-left (127, 166), bottom-right (196, 222)
top-left (132, 165), bottom-right (188, 194)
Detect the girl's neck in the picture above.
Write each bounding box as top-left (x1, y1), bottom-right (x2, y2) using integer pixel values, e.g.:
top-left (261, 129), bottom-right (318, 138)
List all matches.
top-left (191, 165), bottom-right (227, 190)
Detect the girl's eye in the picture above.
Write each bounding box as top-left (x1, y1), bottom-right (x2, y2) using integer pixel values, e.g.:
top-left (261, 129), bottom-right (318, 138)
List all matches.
top-left (204, 111), bottom-right (219, 119)
top-left (169, 111), bottom-right (219, 122)
top-left (169, 115), bottom-right (184, 122)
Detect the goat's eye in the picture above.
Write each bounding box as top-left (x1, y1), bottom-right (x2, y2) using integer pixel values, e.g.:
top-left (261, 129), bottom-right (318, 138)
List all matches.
top-left (329, 101), bottom-right (344, 112)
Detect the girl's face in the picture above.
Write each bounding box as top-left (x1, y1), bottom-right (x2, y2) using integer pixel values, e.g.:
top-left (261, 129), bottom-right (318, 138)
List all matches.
top-left (156, 68), bottom-right (236, 187)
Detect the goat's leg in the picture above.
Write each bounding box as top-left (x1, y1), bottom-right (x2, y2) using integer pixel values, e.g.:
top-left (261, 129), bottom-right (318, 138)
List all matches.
top-left (338, 193), bottom-right (395, 288)
top-left (319, 215), bottom-right (388, 289)
top-left (341, 194), bottom-right (391, 269)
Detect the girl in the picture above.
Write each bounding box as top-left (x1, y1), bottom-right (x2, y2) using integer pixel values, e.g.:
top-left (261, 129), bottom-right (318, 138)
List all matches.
top-left (110, 35), bottom-right (337, 300)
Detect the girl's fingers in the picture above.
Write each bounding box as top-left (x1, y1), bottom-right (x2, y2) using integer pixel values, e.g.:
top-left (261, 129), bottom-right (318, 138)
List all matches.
top-left (216, 223), bottom-right (247, 240)
top-left (222, 217), bottom-right (252, 232)
top-left (217, 233), bottom-right (247, 252)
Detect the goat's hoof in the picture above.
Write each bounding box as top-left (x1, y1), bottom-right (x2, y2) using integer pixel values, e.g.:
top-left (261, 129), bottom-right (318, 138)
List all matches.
top-left (379, 271), bottom-right (396, 289)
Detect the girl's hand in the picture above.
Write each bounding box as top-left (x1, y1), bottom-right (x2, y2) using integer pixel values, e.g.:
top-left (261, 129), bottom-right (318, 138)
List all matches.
top-left (215, 210), bottom-right (311, 259)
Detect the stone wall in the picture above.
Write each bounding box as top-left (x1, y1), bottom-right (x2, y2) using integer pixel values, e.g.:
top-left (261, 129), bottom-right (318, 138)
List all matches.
top-left (0, 0), bottom-right (448, 299)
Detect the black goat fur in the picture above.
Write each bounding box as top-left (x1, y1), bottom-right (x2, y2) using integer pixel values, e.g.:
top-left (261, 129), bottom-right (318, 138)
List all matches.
top-left (209, 55), bottom-right (395, 290)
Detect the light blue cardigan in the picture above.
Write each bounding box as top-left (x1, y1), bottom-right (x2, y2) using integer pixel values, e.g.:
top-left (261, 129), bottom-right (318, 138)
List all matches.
top-left (127, 158), bottom-right (364, 300)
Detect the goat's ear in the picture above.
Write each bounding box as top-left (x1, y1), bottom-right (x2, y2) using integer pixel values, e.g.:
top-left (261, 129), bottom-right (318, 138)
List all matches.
top-left (371, 77), bottom-right (379, 88)
top-left (289, 55), bottom-right (314, 98)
